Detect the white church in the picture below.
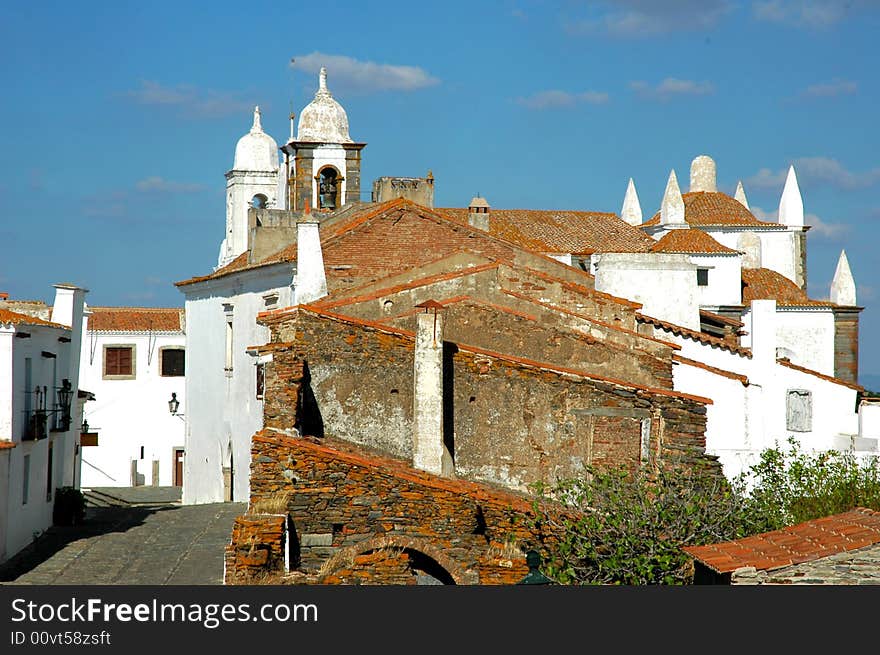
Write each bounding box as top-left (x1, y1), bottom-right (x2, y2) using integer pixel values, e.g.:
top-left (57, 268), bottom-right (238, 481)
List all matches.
top-left (176, 66), bottom-right (877, 505)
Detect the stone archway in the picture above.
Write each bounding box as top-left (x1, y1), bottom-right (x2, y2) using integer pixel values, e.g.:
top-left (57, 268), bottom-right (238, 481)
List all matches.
top-left (316, 534), bottom-right (477, 585)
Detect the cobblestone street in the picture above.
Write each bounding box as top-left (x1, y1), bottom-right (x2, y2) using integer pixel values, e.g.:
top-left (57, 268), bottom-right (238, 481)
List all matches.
top-left (0, 494), bottom-right (245, 585)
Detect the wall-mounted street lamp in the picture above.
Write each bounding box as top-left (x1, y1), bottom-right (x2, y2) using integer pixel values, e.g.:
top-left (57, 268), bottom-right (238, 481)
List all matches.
top-left (168, 392), bottom-right (184, 420)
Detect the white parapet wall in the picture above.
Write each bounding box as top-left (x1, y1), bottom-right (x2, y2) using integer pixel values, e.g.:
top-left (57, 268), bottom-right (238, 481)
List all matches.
top-left (594, 253), bottom-right (700, 331)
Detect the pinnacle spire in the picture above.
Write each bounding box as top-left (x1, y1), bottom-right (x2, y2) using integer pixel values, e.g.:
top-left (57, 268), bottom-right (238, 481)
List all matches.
top-left (734, 180), bottom-right (749, 209)
top-left (778, 165), bottom-right (804, 227)
top-left (319, 67), bottom-right (328, 94)
top-left (621, 178), bottom-right (643, 226)
top-left (251, 106), bottom-right (263, 133)
top-left (660, 169), bottom-right (686, 227)
top-left (830, 249), bottom-right (857, 306)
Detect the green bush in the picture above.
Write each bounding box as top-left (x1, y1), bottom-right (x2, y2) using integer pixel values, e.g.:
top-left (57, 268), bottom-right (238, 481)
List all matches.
top-left (735, 437), bottom-right (880, 529)
top-left (528, 465), bottom-right (768, 585)
top-left (53, 486), bottom-right (86, 526)
top-left (528, 439), bottom-right (880, 585)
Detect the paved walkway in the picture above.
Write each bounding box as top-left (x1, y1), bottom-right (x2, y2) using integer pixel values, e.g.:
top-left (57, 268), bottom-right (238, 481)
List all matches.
top-left (0, 501), bottom-right (246, 585)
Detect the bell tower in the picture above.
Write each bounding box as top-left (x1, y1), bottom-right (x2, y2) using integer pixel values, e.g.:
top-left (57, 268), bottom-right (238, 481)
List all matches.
top-left (280, 67), bottom-right (366, 213)
top-left (220, 107), bottom-right (279, 268)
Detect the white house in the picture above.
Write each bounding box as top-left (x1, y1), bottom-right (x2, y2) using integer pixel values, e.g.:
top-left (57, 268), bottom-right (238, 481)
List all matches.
top-left (597, 155), bottom-right (869, 479)
top-left (77, 306), bottom-right (186, 488)
top-left (0, 285), bottom-right (88, 563)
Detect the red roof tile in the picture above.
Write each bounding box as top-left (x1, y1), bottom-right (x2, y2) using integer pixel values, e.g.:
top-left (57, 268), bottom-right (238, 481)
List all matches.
top-left (87, 307), bottom-right (183, 332)
top-left (643, 192), bottom-right (779, 227)
top-left (438, 207), bottom-right (656, 254)
top-left (650, 229), bottom-right (738, 254)
top-left (683, 508), bottom-right (880, 573)
top-left (0, 308), bottom-right (67, 329)
top-left (637, 313), bottom-right (752, 357)
top-left (741, 268), bottom-right (835, 308)
top-left (777, 358), bottom-right (863, 391)
top-left (673, 354), bottom-right (749, 385)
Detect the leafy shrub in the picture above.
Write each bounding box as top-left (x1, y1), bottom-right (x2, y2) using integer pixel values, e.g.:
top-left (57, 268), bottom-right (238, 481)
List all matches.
top-left (736, 437), bottom-right (880, 529)
top-left (53, 486), bottom-right (86, 526)
top-left (528, 465), bottom-right (767, 585)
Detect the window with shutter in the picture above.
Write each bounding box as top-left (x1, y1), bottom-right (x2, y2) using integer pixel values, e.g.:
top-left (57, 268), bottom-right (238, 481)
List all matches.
top-left (103, 346), bottom-right (135, 379)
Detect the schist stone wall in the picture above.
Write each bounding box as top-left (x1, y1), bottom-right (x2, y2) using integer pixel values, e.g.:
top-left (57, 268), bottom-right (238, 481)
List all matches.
top-left (258, 307), bottom-right (721, 489)
top-left (833, 309), bottom-right (860, 385)
top-left (225, 431), bottom-right (571, 585)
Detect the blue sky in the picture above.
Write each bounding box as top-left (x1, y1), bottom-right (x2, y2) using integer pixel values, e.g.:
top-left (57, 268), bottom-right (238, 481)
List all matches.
top-left (2, 1), bottom-right (879, 377)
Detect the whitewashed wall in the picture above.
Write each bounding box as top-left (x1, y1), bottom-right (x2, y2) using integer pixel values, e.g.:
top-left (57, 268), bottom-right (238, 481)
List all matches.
top-left (78, 327), bottom-right (186, 488)
top-left (594, 253), bottom-right (700, 331)
top-left (180, 265), bottom-right (293, 504)
top-left (672, 359), bottom-right (749, 480)
top-left (691, 254), bottom-right (742, 307)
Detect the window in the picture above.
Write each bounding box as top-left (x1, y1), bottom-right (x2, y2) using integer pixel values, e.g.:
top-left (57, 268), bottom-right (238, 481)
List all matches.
top-left (160, 348), bottom-right (185, 377)
top-left (318, 167), bottom-right (339, 210)
top-left (104, 345), bottom-right (135, 379)
top-left (251, 193), bottom-right (268, 209)
top-left (696, 268), bottom-right (709, 287)
top-left (256, 362), bottom-right (265, 400)
top-left (786, 389), bottom-right (812, 432)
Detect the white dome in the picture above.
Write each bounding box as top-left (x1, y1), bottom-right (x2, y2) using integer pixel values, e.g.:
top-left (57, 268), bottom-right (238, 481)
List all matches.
top-left (296, 68), bottom-right (352, 143)
top-left (233, 106), bottom-right (279, 171)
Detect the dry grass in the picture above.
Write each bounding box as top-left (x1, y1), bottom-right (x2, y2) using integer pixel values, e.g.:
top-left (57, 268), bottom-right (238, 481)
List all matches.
top-left (486, 538), bottom-right (523, 560)
top-left (248, 491), bottom-right (291, 515)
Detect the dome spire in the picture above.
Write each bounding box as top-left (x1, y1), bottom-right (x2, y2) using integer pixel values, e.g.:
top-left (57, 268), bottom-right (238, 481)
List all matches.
top-left (319, 67), bottom-right (329, 94)
top-left (251, 106), bottom-right (263, 134)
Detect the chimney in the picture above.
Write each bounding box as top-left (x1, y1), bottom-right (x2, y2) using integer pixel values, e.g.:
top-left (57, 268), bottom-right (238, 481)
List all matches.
top-left (412, 300), bottom-right (454, 477)
top-left (830, 250), bottom-right (857, 306)
top-left (620, 178), bottom-right (642, 226)
top-left (734, 180), bottom-right (749, 209)
top-left (467, 195), bottom-right (491, 231)
top-left (49, 283), bottom-right (88, 418)
top-left (660, 169), bottom-right (686, 227)
top-left (293, 220), bottom-right (327, 305)
top-left (778, 165), bottom-right (804, 227)
top-left (689, 155), bottom-right (717, 192)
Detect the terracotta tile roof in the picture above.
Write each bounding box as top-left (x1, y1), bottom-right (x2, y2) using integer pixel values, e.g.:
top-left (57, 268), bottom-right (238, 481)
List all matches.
top-left (673, 354), bottom-right (749, 385)
top-left (683, 508), bottom-right (880, 574)
top-left (87, 307), bottom-right (183, 332)
top-left (177, 199), bottom-right (603, 293)
top-left (313, 262), bottom-right (502, 310)
top-left (741, 268), bottom-right (835, 308)
top-left (0, 308), bottom-right (67, 329)
top-left (438, 207), bottom-right (656, 255)
top-left (0, 441), bottom-right (16, 450)
top-left (643, 192), bottom-right (781, 227)
top-left (777, 358), bottom-right (864, 391)
top-left (699, 309), bottom-right (743, 329)
top-left (650, 229), bottom-right (738, 254)
top-left (636, 312), bottom-right (752, 357)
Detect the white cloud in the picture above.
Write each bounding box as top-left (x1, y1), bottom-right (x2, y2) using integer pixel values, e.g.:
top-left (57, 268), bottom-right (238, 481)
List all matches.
top-left (516, 89), bottom-right (610, 109)
top-left (750, 204), bottom-right (848, 239)
top-left (752, 0), bottom-right (859, 28)
top-left (566, 0), bottom-right (733, 37)
top-left (802, 79), bottom-right (858, 98)
top-left (291, 52), bottom-right (439, 93)
top-left (125, 81), bottom-right (253, 117)
top-left (135, 177), bottom-right (205, 194)
top-left (747, 157), bottom-right (880, 190)
top-left (630, 78), bottom-right (714, 101)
